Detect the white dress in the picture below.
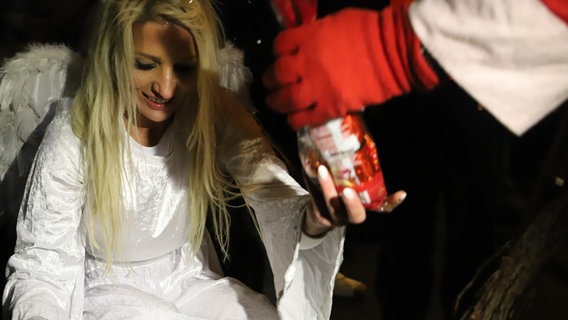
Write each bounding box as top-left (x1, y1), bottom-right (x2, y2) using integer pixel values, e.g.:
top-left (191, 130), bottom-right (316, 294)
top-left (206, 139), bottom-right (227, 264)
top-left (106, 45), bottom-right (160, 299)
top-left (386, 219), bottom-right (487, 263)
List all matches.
top-left (2, 98), bottom-right (345, 320)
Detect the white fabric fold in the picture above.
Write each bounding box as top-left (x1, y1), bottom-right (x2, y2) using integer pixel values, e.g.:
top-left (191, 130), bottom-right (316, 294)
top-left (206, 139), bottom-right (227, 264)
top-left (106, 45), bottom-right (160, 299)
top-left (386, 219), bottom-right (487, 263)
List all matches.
top-left (409, 0), bottom-right (568, 136)
top-left (3, 98), bottom-right (344, 320)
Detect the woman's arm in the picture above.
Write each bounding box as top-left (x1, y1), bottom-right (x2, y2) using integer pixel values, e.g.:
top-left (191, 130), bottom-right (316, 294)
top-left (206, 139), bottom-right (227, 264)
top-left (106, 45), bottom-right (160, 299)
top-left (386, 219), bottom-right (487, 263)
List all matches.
top-left (3, 99), bottom-right (86, 320)
top-left (217, 92), bottom-right (343, 319)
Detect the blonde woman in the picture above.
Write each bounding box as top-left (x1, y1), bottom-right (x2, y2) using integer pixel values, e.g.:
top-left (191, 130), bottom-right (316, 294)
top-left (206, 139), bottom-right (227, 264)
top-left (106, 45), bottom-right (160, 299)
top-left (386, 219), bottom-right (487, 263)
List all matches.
top-left (1, 0), bottom-right (405, 319)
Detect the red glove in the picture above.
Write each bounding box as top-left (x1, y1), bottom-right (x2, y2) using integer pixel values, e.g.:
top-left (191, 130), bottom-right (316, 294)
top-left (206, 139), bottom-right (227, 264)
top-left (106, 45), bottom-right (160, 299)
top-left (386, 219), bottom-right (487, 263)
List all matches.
top-left (263, 4), bottom-right (440, 129)
top-left (542, 0), bottom-right (568, 24)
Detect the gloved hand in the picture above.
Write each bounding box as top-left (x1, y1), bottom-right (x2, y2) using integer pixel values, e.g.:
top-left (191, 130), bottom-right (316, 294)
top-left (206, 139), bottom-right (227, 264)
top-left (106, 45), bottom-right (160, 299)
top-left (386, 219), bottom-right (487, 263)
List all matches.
top-left (263, 4), bottom-right (440, 129)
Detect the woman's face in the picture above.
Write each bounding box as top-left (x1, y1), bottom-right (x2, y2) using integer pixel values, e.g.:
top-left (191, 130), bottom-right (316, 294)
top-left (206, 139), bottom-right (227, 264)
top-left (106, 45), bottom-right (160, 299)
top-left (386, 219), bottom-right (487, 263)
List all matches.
top-left (132, 21), bottom-right (197, 128)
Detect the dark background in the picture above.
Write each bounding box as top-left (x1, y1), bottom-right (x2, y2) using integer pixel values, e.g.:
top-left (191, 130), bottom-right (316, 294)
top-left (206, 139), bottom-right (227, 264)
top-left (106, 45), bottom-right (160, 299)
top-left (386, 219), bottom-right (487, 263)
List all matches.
top-left (1, 1), bottom-right (567, 319)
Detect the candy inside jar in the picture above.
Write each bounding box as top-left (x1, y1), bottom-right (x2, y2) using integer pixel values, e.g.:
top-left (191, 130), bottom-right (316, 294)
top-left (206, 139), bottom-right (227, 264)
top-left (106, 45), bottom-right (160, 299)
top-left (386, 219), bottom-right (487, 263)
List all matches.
top-left (297, 113), bottom-right (387, 211)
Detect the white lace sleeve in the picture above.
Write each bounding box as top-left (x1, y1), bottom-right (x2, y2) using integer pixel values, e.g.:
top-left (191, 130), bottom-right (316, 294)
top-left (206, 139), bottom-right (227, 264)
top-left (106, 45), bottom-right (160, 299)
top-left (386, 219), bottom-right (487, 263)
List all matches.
top-left (3, 99), bottom-right (86, 320)
top-left (409, 0), bottom-right (568, 135)
top-left (218, 100), bottom-right (344, 320)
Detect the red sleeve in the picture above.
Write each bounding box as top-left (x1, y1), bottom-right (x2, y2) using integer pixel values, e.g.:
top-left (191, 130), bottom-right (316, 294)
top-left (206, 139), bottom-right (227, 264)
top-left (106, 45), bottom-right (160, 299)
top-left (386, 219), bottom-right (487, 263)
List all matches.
top-left (541, 0), bottom-right (568, 24)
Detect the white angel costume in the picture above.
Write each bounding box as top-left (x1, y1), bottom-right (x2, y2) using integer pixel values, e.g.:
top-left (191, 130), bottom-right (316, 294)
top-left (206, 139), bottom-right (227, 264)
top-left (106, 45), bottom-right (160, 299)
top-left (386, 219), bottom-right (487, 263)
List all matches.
top-left (1, 44), bottom-right (344, 320)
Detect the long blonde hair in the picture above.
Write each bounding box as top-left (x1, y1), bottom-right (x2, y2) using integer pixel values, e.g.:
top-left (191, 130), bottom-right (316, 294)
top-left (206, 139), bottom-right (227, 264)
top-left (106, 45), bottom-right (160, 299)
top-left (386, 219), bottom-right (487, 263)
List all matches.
top-left (71, 0), bottom-right (236, 265)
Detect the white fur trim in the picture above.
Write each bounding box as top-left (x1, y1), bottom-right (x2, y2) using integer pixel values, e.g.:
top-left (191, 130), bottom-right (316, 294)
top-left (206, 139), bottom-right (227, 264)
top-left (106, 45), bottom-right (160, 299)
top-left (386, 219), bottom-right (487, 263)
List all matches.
top-left (409, 0), bottom-right (568, 135)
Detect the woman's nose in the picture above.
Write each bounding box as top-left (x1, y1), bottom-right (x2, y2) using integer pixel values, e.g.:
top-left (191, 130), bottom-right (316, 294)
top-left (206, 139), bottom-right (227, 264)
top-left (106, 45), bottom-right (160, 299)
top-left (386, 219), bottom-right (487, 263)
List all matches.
top-left (152, 68), bottom-right (176, 99)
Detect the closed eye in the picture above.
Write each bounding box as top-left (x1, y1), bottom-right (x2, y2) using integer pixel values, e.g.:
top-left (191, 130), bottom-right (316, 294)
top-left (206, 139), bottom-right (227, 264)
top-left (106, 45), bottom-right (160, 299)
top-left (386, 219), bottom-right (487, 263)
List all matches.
top-left (135, 60), bottom-right (156, 71)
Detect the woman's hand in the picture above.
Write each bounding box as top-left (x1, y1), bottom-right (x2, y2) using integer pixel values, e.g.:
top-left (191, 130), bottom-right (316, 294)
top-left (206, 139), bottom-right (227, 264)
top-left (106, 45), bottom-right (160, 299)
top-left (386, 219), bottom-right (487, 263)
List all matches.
top-left (303, 165), bottom-right (407, 237)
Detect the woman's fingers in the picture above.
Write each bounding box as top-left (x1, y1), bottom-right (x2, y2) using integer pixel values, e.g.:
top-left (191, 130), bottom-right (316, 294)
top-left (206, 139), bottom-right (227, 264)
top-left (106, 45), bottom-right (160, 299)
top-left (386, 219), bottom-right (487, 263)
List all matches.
top-left (305, 165), bottom-right (407, 237)
top-left (315, 165), bottom-right (345, 225)
top-left (317, 165), bottom-right (366, 226)
top-left (377, 190), bottom-right (407, 213)
top-left (341, 188), bottom-right (366, 224)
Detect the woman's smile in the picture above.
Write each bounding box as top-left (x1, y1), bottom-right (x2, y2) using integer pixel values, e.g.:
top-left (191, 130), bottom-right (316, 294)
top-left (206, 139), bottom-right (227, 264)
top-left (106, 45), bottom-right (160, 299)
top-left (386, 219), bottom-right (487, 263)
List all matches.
top-left (142, 92), bottom-right (172, 110)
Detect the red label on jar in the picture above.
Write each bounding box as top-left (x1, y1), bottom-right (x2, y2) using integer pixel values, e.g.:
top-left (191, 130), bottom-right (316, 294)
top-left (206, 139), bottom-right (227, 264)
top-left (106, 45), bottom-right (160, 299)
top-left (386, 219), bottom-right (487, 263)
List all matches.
top-left (298, 114), bottom-right (387, 211)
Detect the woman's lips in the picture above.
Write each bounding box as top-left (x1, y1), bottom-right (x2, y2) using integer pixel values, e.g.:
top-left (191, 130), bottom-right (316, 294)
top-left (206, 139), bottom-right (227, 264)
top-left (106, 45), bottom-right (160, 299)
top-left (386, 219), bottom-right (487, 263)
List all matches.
top-left (144, 94), bottom-right (171, 109)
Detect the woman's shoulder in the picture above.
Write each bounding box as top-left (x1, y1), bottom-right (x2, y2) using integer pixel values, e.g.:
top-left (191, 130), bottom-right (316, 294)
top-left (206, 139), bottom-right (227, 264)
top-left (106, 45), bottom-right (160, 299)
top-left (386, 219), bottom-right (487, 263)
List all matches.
top-left (41, 98), bottom-right (80, 148)
top-left (218, 89), bottom-right (259, 132)
top-left (18, 97), bottom-right (82, 182)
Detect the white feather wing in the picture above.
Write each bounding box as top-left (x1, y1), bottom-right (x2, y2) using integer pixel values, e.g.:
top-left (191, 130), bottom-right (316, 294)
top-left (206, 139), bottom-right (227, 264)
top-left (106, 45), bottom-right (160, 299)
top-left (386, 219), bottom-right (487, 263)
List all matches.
top-left (0, 43), bottom-right (81, 218)
top-left (218, 42), bottom-right (254, 111)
